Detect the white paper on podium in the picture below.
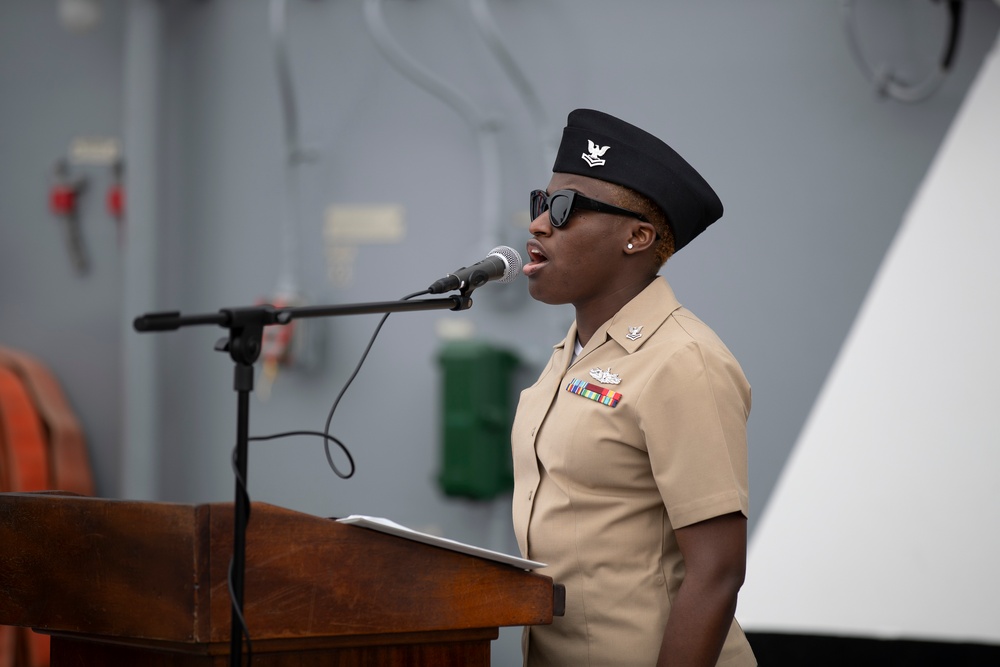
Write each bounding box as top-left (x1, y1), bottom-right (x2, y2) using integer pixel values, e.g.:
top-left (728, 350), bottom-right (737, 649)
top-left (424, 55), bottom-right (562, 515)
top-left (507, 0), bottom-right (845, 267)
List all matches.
top-left (336, 514), bottom-right (546, 570)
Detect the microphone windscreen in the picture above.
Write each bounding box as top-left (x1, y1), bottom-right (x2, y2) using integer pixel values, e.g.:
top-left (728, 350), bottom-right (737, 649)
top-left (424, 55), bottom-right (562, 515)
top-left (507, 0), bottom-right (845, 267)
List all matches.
top-left (489, 246), bottom-right (523, 284)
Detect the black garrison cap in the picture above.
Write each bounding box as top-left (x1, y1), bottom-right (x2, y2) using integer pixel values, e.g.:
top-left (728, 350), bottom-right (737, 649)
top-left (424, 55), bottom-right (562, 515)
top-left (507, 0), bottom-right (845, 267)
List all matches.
top-left (552, 109), bottom-right (723, 252)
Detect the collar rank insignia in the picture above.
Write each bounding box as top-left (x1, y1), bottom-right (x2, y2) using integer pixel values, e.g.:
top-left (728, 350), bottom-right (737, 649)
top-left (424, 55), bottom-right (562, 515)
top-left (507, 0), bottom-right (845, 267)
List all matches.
top-left (582, 139), bottom-right (609, 167)
top-left (626, 325), bottom-right (643, 341)
top-left (589, 367), bottom-right (621, 385)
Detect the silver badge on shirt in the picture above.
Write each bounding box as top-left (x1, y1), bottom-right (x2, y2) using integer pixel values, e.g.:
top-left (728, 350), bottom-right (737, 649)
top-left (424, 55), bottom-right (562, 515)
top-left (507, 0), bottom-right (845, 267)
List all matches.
top-left (589, 367), bottom-right (621, 385)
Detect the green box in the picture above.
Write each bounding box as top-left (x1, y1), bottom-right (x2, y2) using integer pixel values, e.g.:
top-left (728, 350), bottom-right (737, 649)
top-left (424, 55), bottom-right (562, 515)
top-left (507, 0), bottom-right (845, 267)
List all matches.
top-left (436, 341), bottom-right (519, 500)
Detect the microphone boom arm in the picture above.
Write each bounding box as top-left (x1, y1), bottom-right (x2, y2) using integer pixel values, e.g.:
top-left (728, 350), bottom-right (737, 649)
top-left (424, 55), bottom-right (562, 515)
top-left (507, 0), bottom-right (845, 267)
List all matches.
top-left (133, 294), bottom-right (473, 333)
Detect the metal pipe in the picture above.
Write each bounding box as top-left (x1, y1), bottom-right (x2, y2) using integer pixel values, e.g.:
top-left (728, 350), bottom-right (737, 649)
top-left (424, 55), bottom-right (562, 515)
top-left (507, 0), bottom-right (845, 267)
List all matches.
top-left (119, 0), bottom-right (164, 500)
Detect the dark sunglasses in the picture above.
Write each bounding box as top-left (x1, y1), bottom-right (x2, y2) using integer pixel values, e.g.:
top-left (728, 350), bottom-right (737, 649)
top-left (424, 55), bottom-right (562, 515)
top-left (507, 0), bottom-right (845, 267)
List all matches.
top-left (530, 189), bottom-right (648, 228)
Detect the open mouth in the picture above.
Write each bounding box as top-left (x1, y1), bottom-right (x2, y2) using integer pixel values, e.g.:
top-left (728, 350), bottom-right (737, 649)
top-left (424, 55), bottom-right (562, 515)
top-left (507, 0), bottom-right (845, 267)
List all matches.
top-left (524, 242), bottom-right (549, 277)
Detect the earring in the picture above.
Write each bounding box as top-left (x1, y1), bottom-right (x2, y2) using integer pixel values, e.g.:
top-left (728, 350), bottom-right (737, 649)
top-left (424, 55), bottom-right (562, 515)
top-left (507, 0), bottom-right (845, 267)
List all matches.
top-left (627, 243), bottom-right (634, 250)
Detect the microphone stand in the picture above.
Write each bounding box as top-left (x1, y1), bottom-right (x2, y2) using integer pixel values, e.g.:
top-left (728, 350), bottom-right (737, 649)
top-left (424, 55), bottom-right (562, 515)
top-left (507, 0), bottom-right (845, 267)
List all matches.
top-left (133, 293), bottom-right (473, 667)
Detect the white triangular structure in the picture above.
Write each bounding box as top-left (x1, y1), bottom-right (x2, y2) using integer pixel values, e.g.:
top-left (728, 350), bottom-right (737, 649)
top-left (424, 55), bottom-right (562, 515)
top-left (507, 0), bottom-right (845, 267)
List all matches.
top-left (739, 34), bottom-right (1000, 644)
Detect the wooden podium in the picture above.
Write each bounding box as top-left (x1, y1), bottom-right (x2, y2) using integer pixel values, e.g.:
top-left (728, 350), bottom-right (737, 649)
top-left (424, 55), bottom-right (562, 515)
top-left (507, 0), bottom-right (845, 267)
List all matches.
top-left (0, 492), bottom-right (562, 666)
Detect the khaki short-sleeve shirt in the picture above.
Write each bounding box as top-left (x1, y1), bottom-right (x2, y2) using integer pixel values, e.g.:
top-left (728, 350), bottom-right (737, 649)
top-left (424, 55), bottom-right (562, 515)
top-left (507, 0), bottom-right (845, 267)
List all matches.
top-left (512, 277), bottom-right (756, 666)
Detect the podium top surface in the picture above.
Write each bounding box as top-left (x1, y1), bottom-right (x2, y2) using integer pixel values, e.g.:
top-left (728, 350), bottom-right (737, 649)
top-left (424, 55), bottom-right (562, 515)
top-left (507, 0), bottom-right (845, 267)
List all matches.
top-left (0, 492), bottom-right (556, 645)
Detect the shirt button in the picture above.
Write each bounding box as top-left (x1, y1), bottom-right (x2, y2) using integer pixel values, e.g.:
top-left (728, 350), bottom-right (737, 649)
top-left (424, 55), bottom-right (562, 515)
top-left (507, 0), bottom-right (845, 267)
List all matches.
top-left (528, 490), bottom-right (533, 501)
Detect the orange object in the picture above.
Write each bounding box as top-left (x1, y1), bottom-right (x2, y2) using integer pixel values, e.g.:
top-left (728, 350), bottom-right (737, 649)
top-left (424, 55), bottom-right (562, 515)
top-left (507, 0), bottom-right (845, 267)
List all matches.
top-left (0, 346), bottom-right (95, 667)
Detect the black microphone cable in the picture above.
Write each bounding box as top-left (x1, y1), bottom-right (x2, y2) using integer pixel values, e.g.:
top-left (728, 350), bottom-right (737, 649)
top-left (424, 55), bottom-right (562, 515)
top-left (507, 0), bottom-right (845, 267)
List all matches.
top-left (246, 289), bottom-right (430, 477)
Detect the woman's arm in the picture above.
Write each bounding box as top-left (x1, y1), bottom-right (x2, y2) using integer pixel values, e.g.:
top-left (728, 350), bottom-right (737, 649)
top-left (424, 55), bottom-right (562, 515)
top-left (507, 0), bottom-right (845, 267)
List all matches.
top-left (657, 511), bottom-right (748, 666)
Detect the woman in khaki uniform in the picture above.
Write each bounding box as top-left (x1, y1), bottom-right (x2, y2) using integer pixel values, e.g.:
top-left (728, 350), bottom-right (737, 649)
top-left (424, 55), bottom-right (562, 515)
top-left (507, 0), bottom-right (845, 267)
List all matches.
top-left (512, 109), bottom-right (756, 666)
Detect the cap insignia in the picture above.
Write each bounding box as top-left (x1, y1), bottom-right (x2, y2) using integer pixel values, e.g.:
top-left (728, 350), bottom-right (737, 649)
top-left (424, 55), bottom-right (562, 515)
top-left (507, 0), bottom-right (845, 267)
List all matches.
top-left (582, 139), bottom-right (609, 167)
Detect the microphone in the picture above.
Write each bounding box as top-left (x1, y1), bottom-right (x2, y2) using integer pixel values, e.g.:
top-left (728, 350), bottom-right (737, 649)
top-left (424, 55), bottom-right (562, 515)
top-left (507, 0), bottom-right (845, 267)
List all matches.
top-left (427, 246), bottom-right (523, 294)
